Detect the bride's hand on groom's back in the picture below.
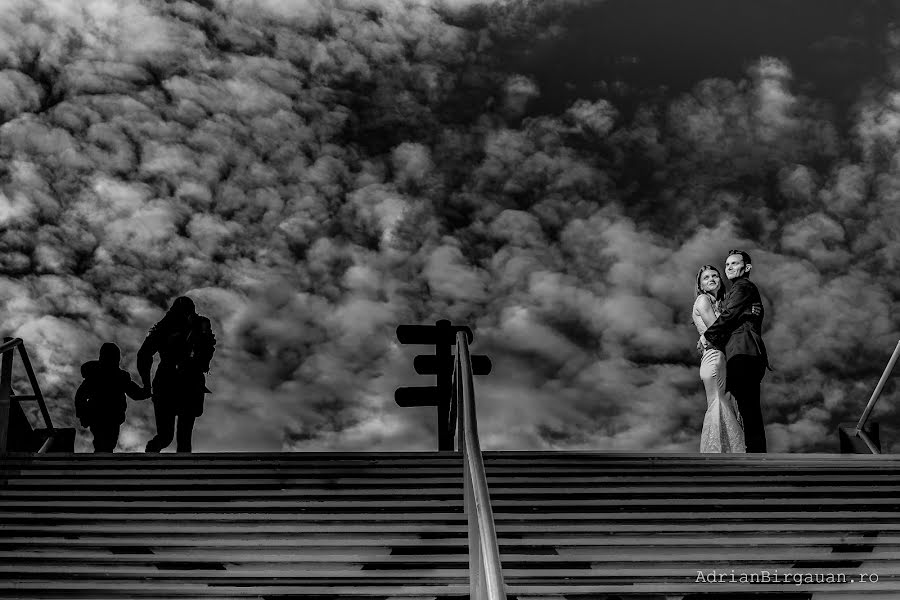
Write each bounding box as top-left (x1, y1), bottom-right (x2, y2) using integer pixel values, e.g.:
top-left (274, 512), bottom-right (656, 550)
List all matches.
top-left (697, 336), bottom-right (712, 354)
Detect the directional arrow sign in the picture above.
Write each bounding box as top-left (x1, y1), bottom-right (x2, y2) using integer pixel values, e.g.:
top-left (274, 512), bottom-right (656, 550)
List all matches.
top-left (470, 355), bottom-right (492, 375)
top-left (396, 325), bottom-right (444, 345)
top-left (396, 323), bottom-right (473, 345)
top-left (394, 386), bottom-right (447, 407)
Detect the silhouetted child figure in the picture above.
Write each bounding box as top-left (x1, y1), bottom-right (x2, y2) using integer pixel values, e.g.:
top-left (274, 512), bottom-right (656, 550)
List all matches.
top-left (74, 343), bottom-right (150, 453)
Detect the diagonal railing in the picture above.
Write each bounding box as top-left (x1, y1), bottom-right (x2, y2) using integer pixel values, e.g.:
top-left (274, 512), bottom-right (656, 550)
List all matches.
top-left (451, 330), bottom-right (507, 600)
top-left (0, 337), bottom-right (58, 454)
top-left (854, 339), bottom-right (900, 454)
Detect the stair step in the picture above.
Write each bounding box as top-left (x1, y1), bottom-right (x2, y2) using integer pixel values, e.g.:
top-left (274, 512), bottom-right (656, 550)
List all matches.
top-left (2, 451), bottom-right (899, 598)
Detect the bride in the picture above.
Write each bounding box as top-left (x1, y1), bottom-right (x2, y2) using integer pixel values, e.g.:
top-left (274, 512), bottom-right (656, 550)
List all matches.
top-left (692, 265), bottom-right (746, 453)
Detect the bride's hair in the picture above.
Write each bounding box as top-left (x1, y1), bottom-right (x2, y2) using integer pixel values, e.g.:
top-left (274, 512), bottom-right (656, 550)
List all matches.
top-left (695, 264), bottom-right (725, 312)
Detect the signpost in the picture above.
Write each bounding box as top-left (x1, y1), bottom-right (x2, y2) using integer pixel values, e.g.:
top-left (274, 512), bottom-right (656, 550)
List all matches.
top-left (395, 320), bottom-right (491, 450)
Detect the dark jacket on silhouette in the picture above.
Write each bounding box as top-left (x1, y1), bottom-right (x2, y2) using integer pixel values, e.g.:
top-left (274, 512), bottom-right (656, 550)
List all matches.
top-left (74, 361), bottom-right (149, 427)
top-left (137, 314), bottom-right (215, 417)
top-left (704, 276), bottom-right (770, 368)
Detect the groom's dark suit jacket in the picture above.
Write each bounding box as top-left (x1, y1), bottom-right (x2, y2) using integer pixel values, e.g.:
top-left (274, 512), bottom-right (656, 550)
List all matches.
top-left (704, 276), bottom-right (769, 368)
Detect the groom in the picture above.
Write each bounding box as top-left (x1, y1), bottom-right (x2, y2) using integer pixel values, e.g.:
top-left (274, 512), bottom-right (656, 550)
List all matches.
top-left (700, 249), bottom-right (770, 453)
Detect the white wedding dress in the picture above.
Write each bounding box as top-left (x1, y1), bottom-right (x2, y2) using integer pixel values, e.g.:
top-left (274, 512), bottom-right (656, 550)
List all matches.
top-left (693, 295), bottom-right (746, 453)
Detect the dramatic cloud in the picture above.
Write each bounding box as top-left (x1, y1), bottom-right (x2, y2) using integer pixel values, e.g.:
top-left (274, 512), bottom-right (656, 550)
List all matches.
top-left (1, 0), bottom-right (898, 455)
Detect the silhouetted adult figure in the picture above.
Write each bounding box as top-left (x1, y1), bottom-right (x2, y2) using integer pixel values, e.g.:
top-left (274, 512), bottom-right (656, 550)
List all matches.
top-left (701, 250), bottom-right (771, 453)
top-left (74, 343), bottom-right (150, 453)
top-left (138, 296), bottom-right (216, 453)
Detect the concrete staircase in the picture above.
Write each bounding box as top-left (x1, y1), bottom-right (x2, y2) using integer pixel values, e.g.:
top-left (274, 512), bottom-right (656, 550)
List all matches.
top-left (2, 451), bottom-right (900, 599)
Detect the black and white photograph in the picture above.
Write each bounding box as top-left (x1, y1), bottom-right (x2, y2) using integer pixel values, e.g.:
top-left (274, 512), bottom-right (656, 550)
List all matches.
top-left (1, 0), bottom-right (900, 597)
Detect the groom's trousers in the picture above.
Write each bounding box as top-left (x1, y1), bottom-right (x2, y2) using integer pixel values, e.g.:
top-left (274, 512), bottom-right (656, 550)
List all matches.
top-left (726, 355), bottom-right (767, 453)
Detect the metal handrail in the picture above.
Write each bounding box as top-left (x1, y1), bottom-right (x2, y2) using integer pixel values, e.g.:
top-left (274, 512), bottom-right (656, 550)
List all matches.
top-left (855, 339), bottom-right (900, 454)
top-left (1, 337), bottom-right (57, 453)
top-left (452, 331), bottom-right (507, 600)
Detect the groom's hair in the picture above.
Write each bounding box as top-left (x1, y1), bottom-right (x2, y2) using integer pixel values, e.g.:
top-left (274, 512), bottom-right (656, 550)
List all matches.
top-left (726, 249), bottom-right (752, 265)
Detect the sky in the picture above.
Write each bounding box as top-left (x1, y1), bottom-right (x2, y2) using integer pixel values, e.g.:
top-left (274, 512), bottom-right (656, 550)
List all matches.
top-left (1, 0), bottom-right (899, 453)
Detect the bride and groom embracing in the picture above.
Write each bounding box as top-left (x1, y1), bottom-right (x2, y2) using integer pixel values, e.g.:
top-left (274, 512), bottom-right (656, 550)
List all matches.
top-left (691, 249), bottom-right (771, 454)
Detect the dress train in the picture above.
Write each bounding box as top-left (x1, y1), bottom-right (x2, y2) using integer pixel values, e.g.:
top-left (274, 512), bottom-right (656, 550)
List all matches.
top-left (699, 347), bottom-right (746, 453)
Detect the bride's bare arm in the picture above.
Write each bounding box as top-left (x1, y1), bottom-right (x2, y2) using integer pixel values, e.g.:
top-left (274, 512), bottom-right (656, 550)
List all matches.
top-left (693, 295), bottom-right (717, 334)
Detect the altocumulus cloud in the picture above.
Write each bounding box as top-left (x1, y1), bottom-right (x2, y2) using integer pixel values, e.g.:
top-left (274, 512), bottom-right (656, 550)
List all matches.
top-left (0, 0), bottom-right (898, 453)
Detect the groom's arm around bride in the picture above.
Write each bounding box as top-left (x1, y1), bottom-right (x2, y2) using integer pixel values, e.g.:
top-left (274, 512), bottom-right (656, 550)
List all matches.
top-left (702, 277), bottom-right (768, 364)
